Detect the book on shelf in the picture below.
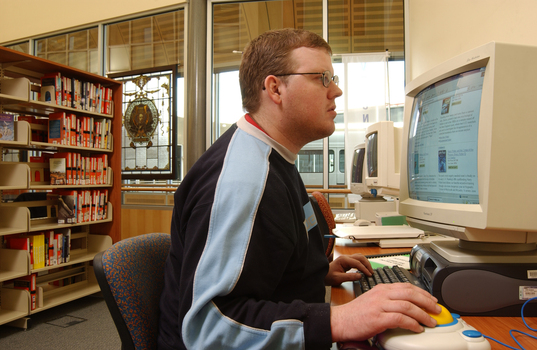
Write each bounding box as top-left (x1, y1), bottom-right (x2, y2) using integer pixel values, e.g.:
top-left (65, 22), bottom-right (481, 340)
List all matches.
top-left (59, 228), bottom-right (71, 263)
top-left (55, 232), bottom-right (63, 265)
top-left (62, 76), bottom-right (72, 108)
top-left (29, 233), bottom-right (46, 270)
top-left (53, 152), bottom-right (72, 185)
top-left (69, 113), bottom-right (77, 146)
top-left (47, 231), bottom-right (57, 266)
top-left (57, 190), bottom-right (77, 224)
top-left (48, 112), bottom-right (68, 145)
top-left (49, 157), bottom-right (66, 185)
top-left (0, 113), bottom-right (15, 141)
top-left (13, 273), bottom-right (37, 310)
top-left (40, 72), bottom-right (62, 105)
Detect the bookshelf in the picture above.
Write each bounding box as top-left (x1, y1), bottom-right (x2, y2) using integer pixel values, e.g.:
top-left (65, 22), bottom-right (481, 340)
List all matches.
top-left (0, 46), bottom-right (122, 328)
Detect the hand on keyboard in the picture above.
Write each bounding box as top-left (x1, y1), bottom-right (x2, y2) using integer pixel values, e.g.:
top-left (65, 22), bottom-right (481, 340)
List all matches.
top-left (325, 253), bottom-right (374, 286)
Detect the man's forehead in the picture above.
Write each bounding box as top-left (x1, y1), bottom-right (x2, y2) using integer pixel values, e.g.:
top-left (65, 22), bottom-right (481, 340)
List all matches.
top-left (291, 47), bottom-right (333, 69)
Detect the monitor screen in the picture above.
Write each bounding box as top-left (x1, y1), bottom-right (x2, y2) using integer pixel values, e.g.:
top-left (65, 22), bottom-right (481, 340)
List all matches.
top-left (350, 143), bottom-right (368, 195)
top-left (363, 121), bottom-right (401, 197)
top-left (366, 132), bottom-right (378, 178)
top-left (407, 68), bottom-right (485, 205)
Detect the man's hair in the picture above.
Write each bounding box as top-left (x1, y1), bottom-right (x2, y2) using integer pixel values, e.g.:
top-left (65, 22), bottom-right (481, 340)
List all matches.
top-left (239, 28), bottom-right (332, 114)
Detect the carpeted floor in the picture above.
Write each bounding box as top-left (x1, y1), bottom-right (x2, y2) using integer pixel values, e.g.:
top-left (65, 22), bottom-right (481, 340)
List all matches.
top-left (0, 293), bottom-right (121, 350)
top-left (0, 290), bottom-right (339, 349)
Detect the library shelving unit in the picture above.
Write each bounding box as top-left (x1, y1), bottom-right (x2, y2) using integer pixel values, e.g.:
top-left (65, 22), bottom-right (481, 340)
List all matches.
top-left (0, 47), bottom-right (122, 328)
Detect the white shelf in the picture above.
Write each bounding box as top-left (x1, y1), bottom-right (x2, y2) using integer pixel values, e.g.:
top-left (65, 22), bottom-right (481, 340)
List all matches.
top-left (32, 279), bottom-right (100, 314)
top-left (0, 207), bottom-right (29, 236)
top-left (0, 288), bottom-right (30, 325)
top-left (0, 249), bottom-right (30, 281)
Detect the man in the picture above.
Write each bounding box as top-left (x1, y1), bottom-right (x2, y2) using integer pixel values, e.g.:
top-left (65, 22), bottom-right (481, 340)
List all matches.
top-left (158, 28), bottom-right (439, 350)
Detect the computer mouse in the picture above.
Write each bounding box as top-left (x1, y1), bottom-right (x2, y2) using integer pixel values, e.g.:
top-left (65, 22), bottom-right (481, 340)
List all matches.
top-left (428, 303), bottom-right (453, 325)
top-left (353, 219), bottom-right (371, 226)
top-left (376, 303), bottom-right (491, 350)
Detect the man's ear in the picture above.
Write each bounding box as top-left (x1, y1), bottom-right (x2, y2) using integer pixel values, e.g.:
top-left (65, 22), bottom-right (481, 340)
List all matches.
top-left (263, 75), bottom-right (282, 104)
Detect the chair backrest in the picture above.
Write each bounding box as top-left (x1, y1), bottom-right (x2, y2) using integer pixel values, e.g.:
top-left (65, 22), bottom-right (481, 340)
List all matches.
top-left (309, 191), bottom-right (336, 259)
top-left (94, 232), bottom-right (171, 350)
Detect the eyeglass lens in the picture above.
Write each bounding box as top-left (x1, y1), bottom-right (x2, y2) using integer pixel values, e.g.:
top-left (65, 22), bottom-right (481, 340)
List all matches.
top-left (323, 71), bottom-right (339, 87)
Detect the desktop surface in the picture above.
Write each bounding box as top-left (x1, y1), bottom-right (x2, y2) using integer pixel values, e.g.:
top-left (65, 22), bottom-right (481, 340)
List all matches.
top-left (331, 241), bottom-right (537, 350)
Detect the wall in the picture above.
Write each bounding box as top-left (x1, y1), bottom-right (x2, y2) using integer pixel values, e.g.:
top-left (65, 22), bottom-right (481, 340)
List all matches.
top-left (121, 207), bottom-right (173, 240)
top-left (0, 0), bottom-right (186, 43)
top-left (405, 0), bottom-right (537, 82)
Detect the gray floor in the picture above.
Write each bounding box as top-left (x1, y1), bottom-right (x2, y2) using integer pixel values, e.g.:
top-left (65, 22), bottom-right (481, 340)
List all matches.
top-left (0, 293), bottom-right (121, 350)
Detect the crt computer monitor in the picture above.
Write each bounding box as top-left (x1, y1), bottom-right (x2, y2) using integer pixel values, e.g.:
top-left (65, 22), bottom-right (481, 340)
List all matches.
top-left (364, 121), bottom-right (402, 198)
top-left (350, 143), bottom-right (369, 196)
top-left (399, 41), bottom-right (537, 254)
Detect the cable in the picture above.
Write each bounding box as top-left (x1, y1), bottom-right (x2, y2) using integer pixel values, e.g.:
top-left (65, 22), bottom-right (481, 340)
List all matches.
top-left (482, 297), bottom-right (537, 350)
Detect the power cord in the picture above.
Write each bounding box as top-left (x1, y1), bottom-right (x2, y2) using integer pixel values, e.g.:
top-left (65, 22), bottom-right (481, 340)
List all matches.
top-left (482, 297), bottom-right (537, 350)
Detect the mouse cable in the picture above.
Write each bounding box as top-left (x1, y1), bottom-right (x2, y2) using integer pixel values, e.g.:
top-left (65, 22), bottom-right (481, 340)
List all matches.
top-left (481, 296), bottom-right (537, 350)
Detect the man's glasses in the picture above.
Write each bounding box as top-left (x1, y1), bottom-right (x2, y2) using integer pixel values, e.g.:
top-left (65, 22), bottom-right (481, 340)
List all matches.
top-left (271, 70), bottom-right (339, 88)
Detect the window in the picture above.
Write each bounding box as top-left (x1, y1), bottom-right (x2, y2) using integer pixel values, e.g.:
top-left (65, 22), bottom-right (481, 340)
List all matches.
top-left (35, 28), bottom-right (99, 74)
top-left (209, 0), bottom-right (405, 208)
top-left (5, 42), bottom-right (29, 54)
top-left (106, 9), bottom-right (186, 181)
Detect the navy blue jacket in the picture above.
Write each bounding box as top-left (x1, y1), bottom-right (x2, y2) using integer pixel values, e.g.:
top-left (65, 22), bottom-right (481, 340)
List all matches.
top-left (158, 116), bottom-right (331, 349)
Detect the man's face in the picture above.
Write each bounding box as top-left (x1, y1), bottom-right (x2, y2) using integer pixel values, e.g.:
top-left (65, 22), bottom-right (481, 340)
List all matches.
top-left (279, 47), bottom-right (343, 147)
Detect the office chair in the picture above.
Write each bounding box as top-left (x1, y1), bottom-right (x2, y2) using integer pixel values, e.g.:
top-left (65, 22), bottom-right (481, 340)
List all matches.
top-left (309, 191), bottom-right (336, 258)
top-left (93, 232), bottom-right (171, 350)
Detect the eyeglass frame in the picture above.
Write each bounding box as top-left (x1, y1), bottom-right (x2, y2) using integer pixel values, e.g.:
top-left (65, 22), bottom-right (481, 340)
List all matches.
top-left (264, 70), bottom-right (339, 89)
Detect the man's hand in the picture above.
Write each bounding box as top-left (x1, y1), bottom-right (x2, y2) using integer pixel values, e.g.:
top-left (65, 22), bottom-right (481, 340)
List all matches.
top-left (330, 283), bottom-right (441, 342)
top-left (325, 253), bottom-right (374, 286)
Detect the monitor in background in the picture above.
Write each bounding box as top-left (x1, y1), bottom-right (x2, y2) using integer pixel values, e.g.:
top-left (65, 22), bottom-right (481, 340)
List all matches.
top-left (349, 143), bottom-right (369, 196)
top-left (399, 41), bottom-right (537, 256)
top-left (364, 121), bottom-right (402, 198)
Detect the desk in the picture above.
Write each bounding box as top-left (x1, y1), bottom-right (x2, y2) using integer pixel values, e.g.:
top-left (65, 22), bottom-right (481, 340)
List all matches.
top-left (330, 241), bottom-right (537, 350)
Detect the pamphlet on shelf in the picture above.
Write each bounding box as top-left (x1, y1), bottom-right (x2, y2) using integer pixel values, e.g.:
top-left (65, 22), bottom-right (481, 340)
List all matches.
top-left (50, 157), bottom-right (67, 185)
top-left (0, 113), bottom-right (14, 141)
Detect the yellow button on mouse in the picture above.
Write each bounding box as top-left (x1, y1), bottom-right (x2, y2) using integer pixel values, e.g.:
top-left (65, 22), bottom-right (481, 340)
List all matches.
top-left (429, 304), bottom-right (454, 325)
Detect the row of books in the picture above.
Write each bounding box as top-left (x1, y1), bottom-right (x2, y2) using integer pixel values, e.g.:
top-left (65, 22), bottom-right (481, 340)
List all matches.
top-left (47, 112), bottom-right (111, 150)
top-left (49, 152), bottom-right (109, 186)
top-left (39, 72), bottom-right (113, 115)
top-left (48, 189), bottom-right (109, 224)
top-left (3, 228), bottom-right (71, 270)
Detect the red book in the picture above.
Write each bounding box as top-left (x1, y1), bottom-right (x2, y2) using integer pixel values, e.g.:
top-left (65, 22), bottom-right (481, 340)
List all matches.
top-left (6, 236), bottom-right (30, 251)
top-left (14, 273), bottom-right (36, 292)
top-left (69, 114), bottom-right (77, 146)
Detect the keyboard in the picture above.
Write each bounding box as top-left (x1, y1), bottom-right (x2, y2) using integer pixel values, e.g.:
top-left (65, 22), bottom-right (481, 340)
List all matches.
top-left (353, 266), bottom-right (426, 297)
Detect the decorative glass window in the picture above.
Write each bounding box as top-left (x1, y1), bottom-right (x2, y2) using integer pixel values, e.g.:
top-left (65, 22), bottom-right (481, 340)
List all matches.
top-left (110, 67), bottom-right (178, 180)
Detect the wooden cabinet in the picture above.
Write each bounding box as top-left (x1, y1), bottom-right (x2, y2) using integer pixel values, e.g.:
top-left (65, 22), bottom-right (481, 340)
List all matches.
top-left (0, 47), bottom-right (121, 327)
